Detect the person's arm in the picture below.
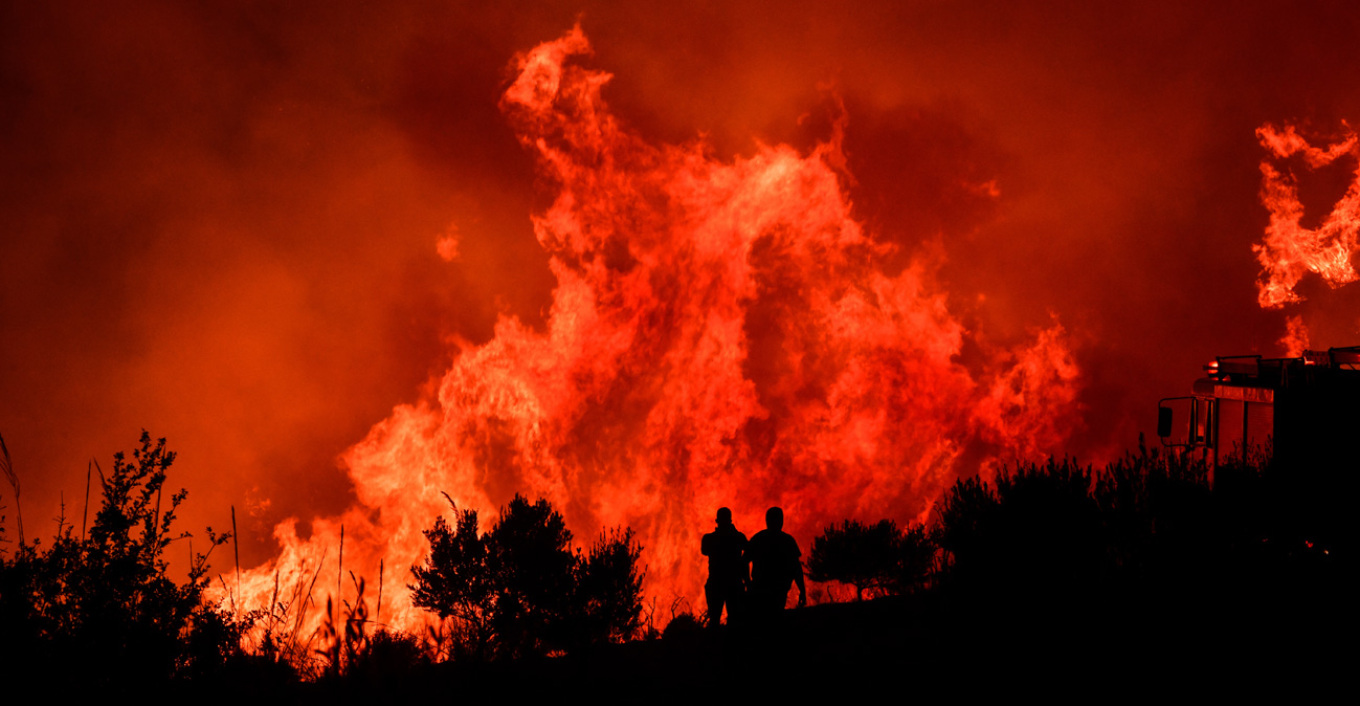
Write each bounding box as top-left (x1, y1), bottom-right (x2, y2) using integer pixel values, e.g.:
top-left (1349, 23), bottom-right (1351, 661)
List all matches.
top-left (794, 557), bottom-right (807, 607)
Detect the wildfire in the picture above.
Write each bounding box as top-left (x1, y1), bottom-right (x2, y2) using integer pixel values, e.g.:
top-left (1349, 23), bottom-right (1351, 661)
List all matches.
top-left (218, 27), bottom-right (1081, 638)
top-left (1254, 122), bottom-right (1360, 311)
top-left (1280, 314), bottom-right (1311, 358)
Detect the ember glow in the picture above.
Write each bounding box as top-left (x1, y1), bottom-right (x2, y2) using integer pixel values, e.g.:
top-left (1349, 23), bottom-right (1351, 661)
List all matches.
top-left (227, 27), bottom-right (1079, 633)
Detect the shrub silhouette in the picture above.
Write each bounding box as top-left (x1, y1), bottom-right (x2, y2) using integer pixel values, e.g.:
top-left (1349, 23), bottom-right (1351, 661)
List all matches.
top-left (808, 519), bottom-right (934, 600)
top-left (0, 432), bottom-right (235, 686)
top-left (343, 627), bottom-right (432, 683)
top-left (571, 527), bottom-right (644, 647)
top-left (892, 522), bottom-right (936, 594)
top-left (933, 474), bottom-right (1000, 579)
top-left (936, 459), bottom-right (1102, 590)
top-left (411, 494), bottom-right (643, 660)
top-left (929, 444), bottom-right (1338, 602)
top-left (660, 609), bottom-right (705, 643)
top-left (1094, 442), bottom-right (1214, 580)
top-left (993, 458), bottom-right (1101, 585)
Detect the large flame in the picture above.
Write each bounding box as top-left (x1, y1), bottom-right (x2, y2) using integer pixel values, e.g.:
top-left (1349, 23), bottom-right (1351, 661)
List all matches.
top-left (1254, 122), bottom-right (1360, 311)
top-left (221, 27), bottom-right (1080, 638)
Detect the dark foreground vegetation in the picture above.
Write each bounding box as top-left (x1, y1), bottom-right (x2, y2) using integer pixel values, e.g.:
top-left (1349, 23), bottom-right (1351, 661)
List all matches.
top-left (410, 493), bottom-right (644, 661)
top-left (0, 432), bottom-right (244, 689)
top-left (1, 432), bottom-right (1353, 699)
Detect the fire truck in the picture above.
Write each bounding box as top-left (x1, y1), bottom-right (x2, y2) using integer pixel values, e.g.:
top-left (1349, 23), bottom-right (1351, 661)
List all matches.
top-left (1157, 345), bottom-right (1360, 470)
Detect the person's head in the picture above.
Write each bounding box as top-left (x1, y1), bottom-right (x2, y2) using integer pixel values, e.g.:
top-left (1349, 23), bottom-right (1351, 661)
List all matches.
top-left (765, 506), bottom-right (784, 531)
top-left (716, 507), bottom-right (732, 526)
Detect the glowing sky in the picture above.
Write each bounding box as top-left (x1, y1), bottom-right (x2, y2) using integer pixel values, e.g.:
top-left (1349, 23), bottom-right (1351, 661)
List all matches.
top-left (4, 1), bottom-right (1359, 574)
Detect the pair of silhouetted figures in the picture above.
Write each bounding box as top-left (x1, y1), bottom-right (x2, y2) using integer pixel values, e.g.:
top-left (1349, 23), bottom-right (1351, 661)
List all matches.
top-left (701, 506), bottom-right (806, 627)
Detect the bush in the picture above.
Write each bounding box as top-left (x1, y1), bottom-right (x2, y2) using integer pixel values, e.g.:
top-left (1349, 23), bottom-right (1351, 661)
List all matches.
top-left (0, 432), bottom-right (236, 686)
top-left (893, 523), bottom-right (936, 594)
top-left (410, 494), bottom-right (643, 660)
top-left (808, 519), bottom-right (935, 600)
top-left (935, 459), bottom-right (1101, 589)
top-left (660, 610), bottom-right (705, 643)
top-left (572, 527), bottom-right (644, 646)
top-left (934, 475), bottom-right (1000, 572)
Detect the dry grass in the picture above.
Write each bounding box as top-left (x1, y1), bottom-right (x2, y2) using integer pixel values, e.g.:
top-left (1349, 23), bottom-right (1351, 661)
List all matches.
top-left (0, 432), bottom-right (23, 546)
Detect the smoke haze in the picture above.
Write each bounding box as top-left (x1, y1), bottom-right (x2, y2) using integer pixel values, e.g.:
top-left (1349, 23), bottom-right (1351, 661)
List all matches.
top-left (4, 1), bottom-right (1359, 589)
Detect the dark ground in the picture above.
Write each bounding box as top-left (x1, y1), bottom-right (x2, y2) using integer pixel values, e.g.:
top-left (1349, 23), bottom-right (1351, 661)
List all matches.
top-left (259, 565), bottom-right (1351, 704)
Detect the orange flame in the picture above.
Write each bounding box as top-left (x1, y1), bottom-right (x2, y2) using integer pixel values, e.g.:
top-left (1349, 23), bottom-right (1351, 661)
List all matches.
top-left (1254, 122), bottom-right (1360, 309)
top-left (1279, 314), bottom-right (1310, 358)
top-left (218, 27), bottom-right (1081, 639)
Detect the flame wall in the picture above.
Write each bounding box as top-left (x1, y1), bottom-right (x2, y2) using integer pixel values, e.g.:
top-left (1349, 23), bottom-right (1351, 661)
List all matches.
top-left (4, 1), bottom-right (1360, 635)
top-left (230, 27), bottom-right (1080, 632)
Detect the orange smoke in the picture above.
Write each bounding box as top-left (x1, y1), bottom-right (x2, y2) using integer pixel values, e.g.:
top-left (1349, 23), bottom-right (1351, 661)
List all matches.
top-left (221, 27), bottom-right (1081, 638)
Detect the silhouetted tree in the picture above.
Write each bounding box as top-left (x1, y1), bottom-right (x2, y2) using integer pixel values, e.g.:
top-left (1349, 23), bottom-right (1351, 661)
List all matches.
top-left (487, 495), bottom-right (577, 658)
top-left (809, 519), bottom-right (936, 600)
top-left (410, 505), bottom-right (496, 659)
top-left (411, 494), bottom-right (644, 660)
top-left (809, 519), bottom-right (900, 600)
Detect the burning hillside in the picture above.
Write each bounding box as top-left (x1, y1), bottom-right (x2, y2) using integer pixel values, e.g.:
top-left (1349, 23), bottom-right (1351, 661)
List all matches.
top-left (223, 27), bottom-right (1081, 634)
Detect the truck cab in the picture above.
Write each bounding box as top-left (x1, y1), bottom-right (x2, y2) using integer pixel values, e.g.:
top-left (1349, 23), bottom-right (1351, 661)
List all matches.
top-left (1158, 346), bottom-right (1360, 471)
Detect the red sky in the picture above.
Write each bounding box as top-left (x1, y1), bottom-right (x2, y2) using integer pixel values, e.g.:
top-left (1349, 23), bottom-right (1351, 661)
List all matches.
top-left (3, 0), bottom-right (1359, 571)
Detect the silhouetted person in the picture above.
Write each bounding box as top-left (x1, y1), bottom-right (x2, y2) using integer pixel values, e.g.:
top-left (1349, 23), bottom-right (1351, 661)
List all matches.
top-left (701, 507), bottom-right (748, 627)
top-left (744, 506), bottom-right (806, 619)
